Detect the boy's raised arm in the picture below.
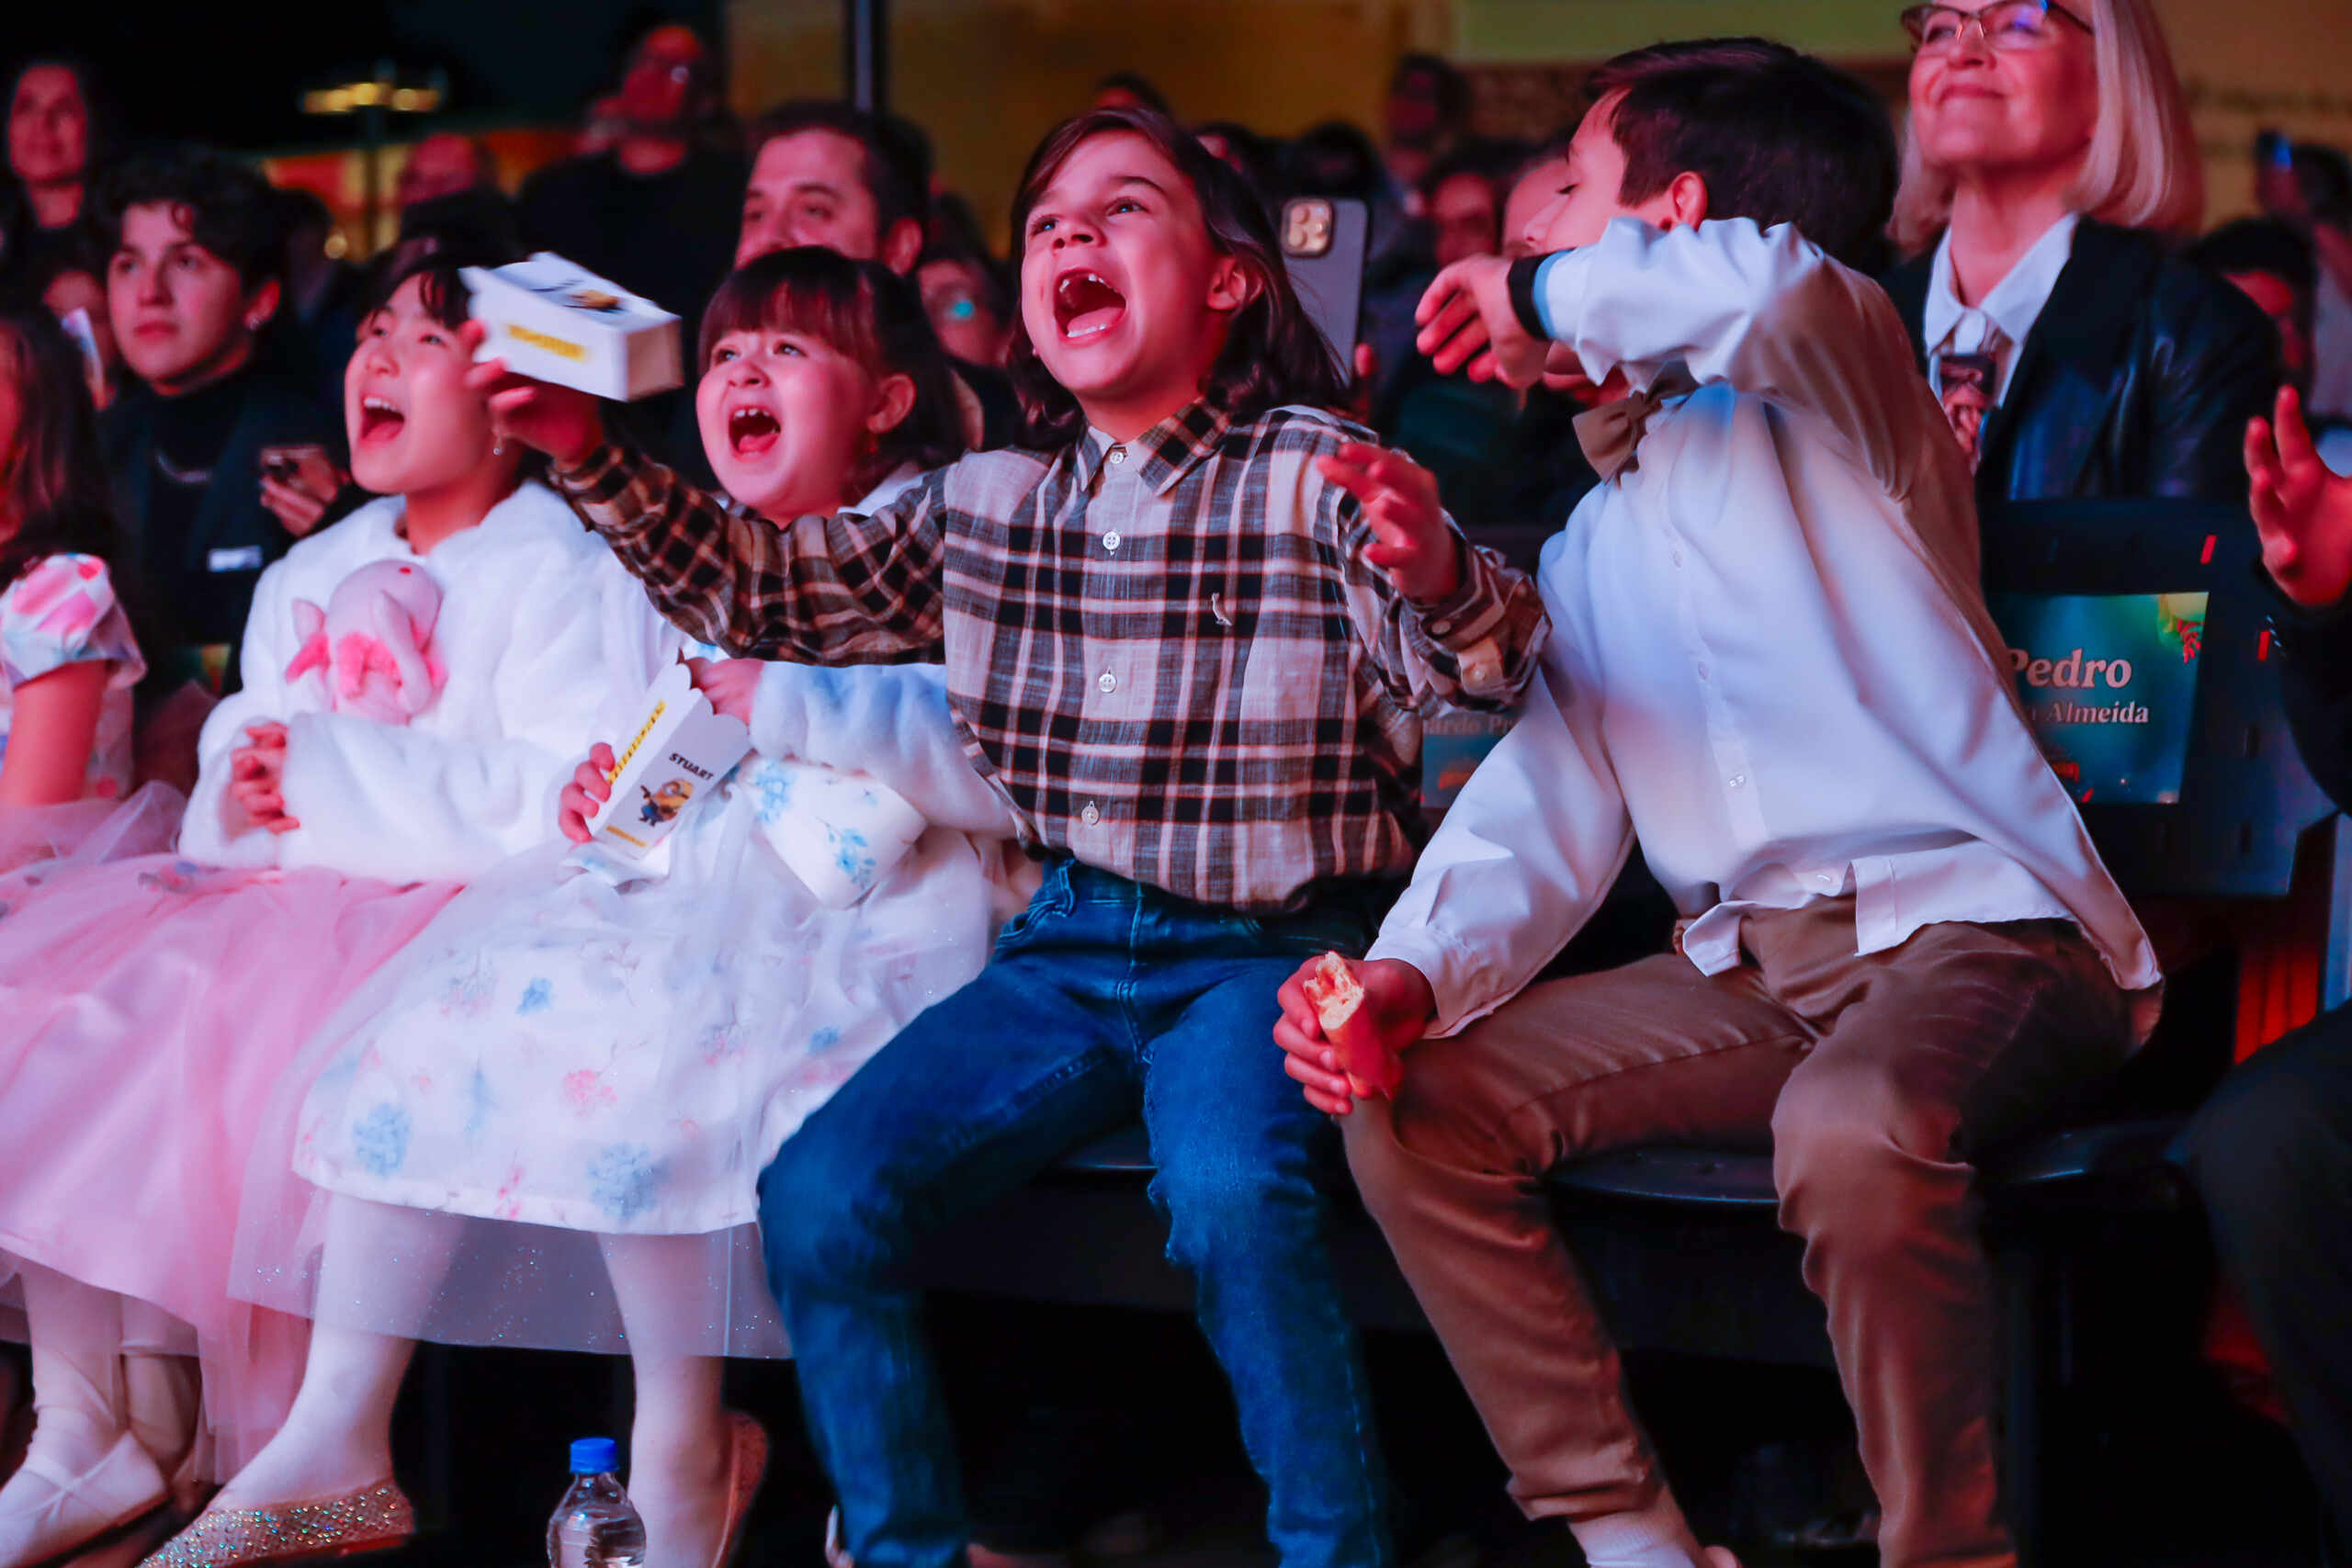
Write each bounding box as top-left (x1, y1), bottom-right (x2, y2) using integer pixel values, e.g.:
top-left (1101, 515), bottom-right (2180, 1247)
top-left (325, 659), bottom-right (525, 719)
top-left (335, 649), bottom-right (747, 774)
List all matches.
top-left (552, 443), bottom-right (948, 666)
top-left (1506, 218), bottom-right (1943, 496)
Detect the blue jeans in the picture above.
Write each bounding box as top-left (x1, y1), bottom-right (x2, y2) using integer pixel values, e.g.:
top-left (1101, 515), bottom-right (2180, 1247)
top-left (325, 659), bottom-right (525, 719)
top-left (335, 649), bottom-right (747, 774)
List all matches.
top-left (759, 858), bottom-right (1395, 1568)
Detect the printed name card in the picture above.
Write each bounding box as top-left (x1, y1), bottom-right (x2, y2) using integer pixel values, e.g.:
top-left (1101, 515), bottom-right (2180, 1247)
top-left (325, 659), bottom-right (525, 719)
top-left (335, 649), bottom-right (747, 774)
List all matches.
top-left (1985, 591), bottom-right (2208, 805)
top-left (584, 663), bottom-right (752, 861)
top-left (1421, 706), bottom-right (1518, 817)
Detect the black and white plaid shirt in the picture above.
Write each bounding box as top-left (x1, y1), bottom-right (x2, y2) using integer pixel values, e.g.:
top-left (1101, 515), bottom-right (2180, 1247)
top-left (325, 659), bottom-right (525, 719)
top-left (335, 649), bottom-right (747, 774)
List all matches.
top-left (556, 400), bottom-right (1547, 911)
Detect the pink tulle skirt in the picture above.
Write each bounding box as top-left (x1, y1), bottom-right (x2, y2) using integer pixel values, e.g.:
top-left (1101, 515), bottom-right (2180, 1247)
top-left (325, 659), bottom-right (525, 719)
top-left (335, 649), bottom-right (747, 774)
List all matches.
top-left (0, 790), bottom-right (461, 1472)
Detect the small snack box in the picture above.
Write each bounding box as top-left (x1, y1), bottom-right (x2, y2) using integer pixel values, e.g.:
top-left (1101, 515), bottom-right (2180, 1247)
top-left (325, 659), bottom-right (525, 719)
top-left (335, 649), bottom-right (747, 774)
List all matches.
top-left (736, 755), bottom-right (930, 908)
top-left (584, 663), bottom-right (752, 862)
top-left (461, 252), bottom-right (683, 401)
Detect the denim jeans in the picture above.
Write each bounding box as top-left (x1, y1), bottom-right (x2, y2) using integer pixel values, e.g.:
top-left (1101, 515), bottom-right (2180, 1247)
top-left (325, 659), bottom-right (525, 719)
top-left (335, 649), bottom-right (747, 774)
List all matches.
top-left (759, 858), bottom-right (1395, 1568)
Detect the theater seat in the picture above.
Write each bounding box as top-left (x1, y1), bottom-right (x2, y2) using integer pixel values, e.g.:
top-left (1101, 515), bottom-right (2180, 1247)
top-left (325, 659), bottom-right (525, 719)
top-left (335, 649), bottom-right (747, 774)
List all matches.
top-left (1549, 1115), bottom-right (2195, 1212)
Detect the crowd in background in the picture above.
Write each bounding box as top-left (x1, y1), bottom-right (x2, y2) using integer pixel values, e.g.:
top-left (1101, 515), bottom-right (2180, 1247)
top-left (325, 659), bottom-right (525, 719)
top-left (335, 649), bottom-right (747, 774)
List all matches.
top-left (1, 7), bottom-right (2351, 1567)
top-left (8, 23), bottom-right (2352, 672)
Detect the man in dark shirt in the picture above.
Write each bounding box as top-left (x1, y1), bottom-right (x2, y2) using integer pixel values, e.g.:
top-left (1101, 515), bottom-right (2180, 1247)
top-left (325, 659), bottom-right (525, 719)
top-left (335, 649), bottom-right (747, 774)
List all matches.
top-left (96, 150), bottom-right (342, 703)
top-left (515, 25), bottom-right (744, 338)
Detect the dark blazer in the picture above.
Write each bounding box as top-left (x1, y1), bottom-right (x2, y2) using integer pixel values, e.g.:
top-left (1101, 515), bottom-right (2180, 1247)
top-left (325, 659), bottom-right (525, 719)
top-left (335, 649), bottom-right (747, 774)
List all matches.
top-left (101, 366), bottom-right (345, 678)
top-left (2273, 592), bottom-right (2352, 818)
top-left (1883, 220), bottom-right (2278, 517)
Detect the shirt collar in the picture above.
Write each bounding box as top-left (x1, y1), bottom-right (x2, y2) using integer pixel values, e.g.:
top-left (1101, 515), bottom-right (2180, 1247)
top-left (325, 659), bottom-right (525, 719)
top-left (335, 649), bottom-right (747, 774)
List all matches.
top-left (1072, 400), bottom-right (1232, 494)
top-left (1924, 211), bottom-right (2081, 369)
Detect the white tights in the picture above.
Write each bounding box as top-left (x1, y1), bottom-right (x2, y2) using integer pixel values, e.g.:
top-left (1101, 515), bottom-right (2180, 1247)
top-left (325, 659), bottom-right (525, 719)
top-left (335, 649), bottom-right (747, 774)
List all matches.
top-left (119, 1300), bottom-right (201, 1496)
top-left (0, 1265), bottom-right (196, 1566)
top-left (214, 1201), bottom-right (733, 1568)
top-left (15, 1266), bottom-right (125, 1475)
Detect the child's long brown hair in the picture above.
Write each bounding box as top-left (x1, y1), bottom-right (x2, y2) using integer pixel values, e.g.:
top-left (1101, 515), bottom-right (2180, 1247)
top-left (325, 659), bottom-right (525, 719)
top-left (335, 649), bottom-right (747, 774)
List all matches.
top-left (1006, 106), bottom-right (1349, 446)
top-left (700, 247), bottom-right (967, 500)
top-left (0, 307), bottom-right (129, 592)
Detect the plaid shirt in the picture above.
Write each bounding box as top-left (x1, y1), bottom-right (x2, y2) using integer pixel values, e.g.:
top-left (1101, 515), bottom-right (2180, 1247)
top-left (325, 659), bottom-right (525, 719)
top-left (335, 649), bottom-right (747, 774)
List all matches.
top-left (555, 401), bottom-right (1547, 911)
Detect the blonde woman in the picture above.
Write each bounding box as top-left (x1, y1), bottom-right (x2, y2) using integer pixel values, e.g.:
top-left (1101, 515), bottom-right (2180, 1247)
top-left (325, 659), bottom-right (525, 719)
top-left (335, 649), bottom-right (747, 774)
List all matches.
top-left (1880, 0), bottom-right (2277, 513)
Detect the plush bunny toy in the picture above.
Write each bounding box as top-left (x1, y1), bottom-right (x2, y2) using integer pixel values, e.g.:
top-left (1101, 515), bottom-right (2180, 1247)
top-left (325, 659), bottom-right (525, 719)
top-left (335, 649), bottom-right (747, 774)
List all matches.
top-left (284, 559), bottom-right (447, 724)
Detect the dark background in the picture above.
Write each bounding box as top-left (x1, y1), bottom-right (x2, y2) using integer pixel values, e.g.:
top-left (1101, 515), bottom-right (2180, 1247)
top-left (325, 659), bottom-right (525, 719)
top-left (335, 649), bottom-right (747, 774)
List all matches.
top-left (3, 0), bottom-right (726, 152)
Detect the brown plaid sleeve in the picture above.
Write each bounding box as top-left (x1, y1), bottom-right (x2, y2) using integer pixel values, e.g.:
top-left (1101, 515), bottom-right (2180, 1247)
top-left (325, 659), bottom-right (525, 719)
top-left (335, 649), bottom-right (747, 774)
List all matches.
top-left (552, 443), bottom-right (949, 664)
top-left (1307, 445), bottom-right (1549, 713)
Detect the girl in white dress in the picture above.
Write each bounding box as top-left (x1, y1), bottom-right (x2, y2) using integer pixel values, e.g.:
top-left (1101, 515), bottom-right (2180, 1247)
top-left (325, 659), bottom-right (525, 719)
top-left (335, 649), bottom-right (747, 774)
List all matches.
top-left (0, 245), bottom-right (683, 1568)
top-left (175, 249), bottom-right (1018, 1568)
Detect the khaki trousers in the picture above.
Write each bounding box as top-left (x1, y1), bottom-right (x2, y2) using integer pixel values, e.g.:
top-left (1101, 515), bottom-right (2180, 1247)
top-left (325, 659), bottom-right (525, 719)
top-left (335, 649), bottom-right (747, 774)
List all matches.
top-left (1345, 900), bottom-right (2133, 1568)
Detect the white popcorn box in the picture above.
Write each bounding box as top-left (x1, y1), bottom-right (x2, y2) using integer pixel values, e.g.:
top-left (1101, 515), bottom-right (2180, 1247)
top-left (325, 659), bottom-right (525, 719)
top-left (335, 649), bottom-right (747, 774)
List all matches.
top-left (741, 756), bottom-right (930, 908)
top-left (462, 252), bottom-right (683, 401)
top-left (585, 663), bottom-right (752, 861)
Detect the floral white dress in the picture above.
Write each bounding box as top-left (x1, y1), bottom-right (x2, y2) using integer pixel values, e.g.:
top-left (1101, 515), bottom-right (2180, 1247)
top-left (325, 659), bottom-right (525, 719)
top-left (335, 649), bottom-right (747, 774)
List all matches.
top-left (235, 479), bottom-right (1023, 1359)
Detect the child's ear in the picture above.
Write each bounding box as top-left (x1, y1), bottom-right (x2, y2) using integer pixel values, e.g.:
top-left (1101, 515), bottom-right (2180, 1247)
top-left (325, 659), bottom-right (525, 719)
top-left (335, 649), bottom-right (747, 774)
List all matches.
top-left (881, 219), bottom-right (926, 276)
top-left (242, 276), bottom-right (283, 333)
top-left (1204, 254), bottom-right (1259, 315)
top-left (866, 372), bottom-right (918, 436)
top-left (1658, 171), bottom-right (1711, 232)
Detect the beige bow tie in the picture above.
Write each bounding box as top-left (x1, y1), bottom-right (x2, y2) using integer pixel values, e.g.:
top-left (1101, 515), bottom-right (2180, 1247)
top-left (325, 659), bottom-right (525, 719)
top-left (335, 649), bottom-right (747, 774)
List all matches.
top-left (1573, 367), bottom-right (1699, 481)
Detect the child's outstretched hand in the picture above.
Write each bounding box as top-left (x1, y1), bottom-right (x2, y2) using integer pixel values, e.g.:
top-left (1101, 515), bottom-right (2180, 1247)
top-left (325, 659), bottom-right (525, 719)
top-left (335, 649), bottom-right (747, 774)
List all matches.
top-left (1273, 955), bottom-right (1437, 1117)
top-left (2249, 385), bottom-right (2352, 610)
top-left (558, 742), bottom-right (618, 842)
top-left (1317, 442), bottom-right (1461, 604)
top-left (1417, 255), bottom-right (1548, 389)
top-left (460, 321), bottom-right (606, 469)
top-left (230, 721), bottom-right (300, 834)
top-left (686, 657), bottom-right (762, 726)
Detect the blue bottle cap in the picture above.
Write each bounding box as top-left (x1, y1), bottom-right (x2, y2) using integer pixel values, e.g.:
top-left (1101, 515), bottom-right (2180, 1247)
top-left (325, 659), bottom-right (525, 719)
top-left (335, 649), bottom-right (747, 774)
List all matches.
top-left (570, 1437), bottom-right (620, 1474)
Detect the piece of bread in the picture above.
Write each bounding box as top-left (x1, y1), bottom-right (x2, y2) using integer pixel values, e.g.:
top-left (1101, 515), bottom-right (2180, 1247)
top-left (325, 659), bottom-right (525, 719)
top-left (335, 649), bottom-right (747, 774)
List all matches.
top-left (1302, 951), bottom-right (1402, 1099)
top-left (1302, 951), bottom-right (1365, 1036)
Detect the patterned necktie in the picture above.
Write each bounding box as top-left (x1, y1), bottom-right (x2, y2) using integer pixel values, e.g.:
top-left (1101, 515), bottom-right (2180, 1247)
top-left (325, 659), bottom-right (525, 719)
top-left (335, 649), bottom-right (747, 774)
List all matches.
top-left (1933, 318), bottom-right (2009, 472)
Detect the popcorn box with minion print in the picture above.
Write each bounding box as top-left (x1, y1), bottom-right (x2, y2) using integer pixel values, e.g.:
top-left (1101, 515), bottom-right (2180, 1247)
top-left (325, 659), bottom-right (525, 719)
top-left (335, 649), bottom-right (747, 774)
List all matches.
top-left (585, 663), bottom-right (752, 861)
top-left (461, 253), bottom-right (683, 401)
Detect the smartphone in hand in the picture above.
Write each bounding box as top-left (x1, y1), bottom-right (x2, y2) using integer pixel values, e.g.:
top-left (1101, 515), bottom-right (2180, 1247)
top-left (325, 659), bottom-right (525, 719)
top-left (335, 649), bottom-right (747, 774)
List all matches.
top-left (259, 443), bottom-right (338, 497)
top-left (1281, 197), bottom-right (1371, 374)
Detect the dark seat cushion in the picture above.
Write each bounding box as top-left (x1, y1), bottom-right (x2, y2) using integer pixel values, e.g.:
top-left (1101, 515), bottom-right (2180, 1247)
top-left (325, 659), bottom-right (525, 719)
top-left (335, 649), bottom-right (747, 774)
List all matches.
top-left (1053, 1117), bottom-right (2195, 1213)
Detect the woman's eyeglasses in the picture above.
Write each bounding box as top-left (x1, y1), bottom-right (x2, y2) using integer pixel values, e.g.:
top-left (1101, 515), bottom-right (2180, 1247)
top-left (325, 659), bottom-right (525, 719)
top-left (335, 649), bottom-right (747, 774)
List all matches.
top-left (1900, 0), bottom-right (2094, 53)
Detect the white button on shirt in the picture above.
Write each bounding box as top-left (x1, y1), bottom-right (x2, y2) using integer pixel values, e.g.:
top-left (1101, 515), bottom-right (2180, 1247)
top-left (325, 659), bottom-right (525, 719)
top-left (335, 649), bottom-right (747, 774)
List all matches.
top-left (1368, 219), bottom-right (2159, 1038)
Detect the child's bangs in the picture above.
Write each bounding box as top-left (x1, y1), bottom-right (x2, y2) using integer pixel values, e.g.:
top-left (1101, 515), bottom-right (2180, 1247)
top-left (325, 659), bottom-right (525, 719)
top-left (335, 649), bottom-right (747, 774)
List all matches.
top-left (698, 249), bottom-right (881, 374)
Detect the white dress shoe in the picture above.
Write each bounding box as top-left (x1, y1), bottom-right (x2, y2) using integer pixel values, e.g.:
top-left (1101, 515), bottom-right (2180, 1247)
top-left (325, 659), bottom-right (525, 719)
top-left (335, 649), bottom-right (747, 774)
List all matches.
top-left (0, 1429), bottom-right (168, 1568)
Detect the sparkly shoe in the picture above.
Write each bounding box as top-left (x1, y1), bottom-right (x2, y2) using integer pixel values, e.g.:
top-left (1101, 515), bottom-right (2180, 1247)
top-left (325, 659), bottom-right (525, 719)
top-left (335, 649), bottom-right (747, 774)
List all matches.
top-left (711, 1412), bottom-right (769, 1568)
top-left (139, 1479), bottom-right (413, 1568)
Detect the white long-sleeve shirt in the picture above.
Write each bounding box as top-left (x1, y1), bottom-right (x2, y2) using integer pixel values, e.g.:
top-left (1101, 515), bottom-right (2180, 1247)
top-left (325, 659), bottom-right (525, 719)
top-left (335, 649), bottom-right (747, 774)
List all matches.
top-left (180, 479), bottom-right (681, 882)
top-left (1370, 218), bottom-right (2160, 1037)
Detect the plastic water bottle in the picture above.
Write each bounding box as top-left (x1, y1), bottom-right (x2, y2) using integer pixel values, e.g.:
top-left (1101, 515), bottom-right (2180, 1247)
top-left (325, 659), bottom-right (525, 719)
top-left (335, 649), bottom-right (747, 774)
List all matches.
top-left (548, 1437), bottom-right (647, 1568)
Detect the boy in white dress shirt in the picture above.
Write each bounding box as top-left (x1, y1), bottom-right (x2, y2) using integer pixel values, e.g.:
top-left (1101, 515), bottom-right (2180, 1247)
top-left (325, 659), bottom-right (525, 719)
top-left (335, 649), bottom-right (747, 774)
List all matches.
top-left (1274, 39), bottom-right (2160, 1568)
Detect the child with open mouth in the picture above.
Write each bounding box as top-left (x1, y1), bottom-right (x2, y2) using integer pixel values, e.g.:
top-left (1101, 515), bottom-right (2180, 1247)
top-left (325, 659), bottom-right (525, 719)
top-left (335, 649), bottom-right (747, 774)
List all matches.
top-left (196, 245), bottom-right (1019, 1568)
top-left (0, 241), bottom-right (675, 1568)
top-left (478, 103), bottom-right (1549, 1568)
